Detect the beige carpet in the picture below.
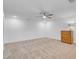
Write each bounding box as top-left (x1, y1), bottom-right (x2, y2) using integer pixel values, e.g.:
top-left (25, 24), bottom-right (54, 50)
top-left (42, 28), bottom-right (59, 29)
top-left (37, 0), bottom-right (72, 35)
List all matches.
top-left (4, 38), bottom-right (76, 59)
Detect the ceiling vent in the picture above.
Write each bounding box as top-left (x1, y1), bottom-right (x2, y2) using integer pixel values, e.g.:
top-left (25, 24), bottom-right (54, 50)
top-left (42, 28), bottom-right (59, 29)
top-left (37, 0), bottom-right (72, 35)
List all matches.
top-left (68, 0), bottom-right (75, 3)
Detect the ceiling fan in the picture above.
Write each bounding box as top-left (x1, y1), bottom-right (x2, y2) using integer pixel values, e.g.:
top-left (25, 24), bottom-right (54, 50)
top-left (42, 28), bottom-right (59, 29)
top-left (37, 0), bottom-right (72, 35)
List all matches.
top-left (34, 9), bottom-right (55, 21)
top-left (40, 10), bottom-right (54, 18)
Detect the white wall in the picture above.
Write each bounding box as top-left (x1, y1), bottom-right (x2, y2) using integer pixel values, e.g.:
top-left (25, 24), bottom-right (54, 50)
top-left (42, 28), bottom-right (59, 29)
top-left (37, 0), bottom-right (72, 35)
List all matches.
top-left (3, 16), bottom-right (76, 43)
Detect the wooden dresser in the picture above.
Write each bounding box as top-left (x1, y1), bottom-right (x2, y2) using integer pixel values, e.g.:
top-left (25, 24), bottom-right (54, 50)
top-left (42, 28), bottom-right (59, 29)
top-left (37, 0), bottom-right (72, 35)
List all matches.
top-left (61, 31), bottom-right (73, 44)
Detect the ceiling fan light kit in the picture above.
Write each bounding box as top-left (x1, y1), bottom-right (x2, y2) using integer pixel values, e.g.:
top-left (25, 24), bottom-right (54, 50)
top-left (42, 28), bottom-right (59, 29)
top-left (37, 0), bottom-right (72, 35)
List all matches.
top-left (43, 15), bottom-right (46, 19)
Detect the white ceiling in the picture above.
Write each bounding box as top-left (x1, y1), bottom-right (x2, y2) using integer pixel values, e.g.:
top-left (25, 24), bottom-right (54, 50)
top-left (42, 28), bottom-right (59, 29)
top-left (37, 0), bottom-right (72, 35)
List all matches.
top-left (3, 0), bottom-right (76, 18)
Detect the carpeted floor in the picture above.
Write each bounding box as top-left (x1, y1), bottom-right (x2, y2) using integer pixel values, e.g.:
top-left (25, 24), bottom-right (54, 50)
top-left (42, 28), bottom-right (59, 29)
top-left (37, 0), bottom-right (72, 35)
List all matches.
top-left (4, 38), bottom-right (76, 59)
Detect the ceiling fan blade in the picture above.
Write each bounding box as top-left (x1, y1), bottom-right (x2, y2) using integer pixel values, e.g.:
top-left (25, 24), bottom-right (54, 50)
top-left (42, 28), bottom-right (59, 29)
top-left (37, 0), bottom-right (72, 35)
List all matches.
top-left (48, 14), bottom-right (54, 16)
